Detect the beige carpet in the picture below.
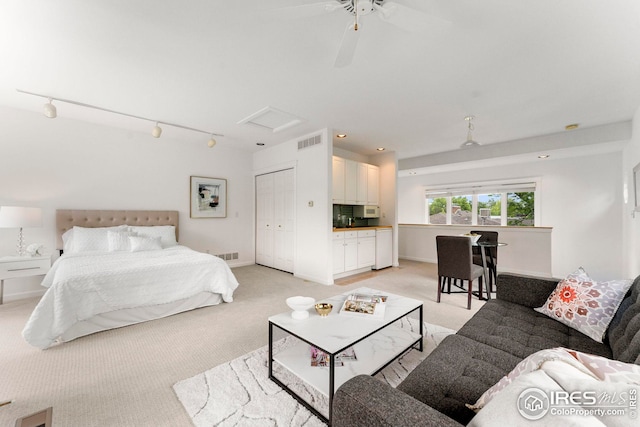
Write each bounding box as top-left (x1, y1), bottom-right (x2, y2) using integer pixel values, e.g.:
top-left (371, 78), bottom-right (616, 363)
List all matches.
top-left (0, 260), bottom-right (484, 427)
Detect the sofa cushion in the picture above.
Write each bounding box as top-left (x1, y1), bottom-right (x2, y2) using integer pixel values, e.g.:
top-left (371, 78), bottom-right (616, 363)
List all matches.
top-left (457, 299), bottom-right (612, 360)
top-left (533, 267), bottom-right (632, 343)
top-left (397, 334), bottom-right (521, 425)
top-left (607, 276), bottom-right (640, 364)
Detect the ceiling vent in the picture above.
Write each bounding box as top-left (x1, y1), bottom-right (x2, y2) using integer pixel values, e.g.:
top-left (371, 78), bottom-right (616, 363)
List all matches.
top-left (298, 134), bottom-right (322, 150)
top-left (237, 106), bottom-right (303, 133)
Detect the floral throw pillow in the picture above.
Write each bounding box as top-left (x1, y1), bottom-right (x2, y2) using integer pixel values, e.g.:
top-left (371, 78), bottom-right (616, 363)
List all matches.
top-left (534, 267), bottom-right (632, 343)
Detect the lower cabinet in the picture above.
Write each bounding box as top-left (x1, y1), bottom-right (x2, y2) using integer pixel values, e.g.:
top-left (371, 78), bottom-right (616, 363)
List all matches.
top-left (356, 230), bottom-right (375, 268)
top-left (333, 229), bottom-right (375, 275)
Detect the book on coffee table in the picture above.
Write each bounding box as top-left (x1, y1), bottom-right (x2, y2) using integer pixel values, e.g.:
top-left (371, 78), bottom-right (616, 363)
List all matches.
top-left (310, 346), bottom-right (357, 367)
top-left (339, 293), bottom-right (388, 318)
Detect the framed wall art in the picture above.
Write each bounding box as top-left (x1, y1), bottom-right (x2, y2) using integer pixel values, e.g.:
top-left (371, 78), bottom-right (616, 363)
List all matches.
top-left (190, 176), bottom-right (227, 218)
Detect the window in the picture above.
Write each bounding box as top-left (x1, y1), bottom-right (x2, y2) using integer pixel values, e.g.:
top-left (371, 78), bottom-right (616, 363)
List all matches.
top-left (425, 181), bottom-right (538, 227)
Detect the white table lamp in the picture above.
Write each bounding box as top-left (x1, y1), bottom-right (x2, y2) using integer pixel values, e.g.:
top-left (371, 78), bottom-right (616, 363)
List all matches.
top-left (0, 206), bottom-right (43, 256)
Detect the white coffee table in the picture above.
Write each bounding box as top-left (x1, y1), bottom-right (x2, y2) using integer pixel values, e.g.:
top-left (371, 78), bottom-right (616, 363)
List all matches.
top-left (268, 287), bottom-right (423, 425)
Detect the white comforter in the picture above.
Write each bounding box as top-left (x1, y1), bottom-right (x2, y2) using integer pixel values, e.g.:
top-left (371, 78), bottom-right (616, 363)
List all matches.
top-left (23, 246), bottom-right (239, 349)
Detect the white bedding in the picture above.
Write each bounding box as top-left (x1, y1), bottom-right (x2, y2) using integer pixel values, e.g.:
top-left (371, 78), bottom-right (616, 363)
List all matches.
top-left (23, 246), bottom-right (239, 349)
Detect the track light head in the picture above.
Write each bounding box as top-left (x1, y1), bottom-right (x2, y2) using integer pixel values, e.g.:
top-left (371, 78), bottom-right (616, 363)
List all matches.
top-left (151, 123), bottom-right (162, 138)
top-left (208, 136), bottom-right (217, 148)
top-left (43, 98), bottom-right (57, 118)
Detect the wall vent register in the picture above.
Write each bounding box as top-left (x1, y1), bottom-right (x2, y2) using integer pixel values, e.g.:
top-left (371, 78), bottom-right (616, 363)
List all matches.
top-left (297, 134), bottom-right (322, 150)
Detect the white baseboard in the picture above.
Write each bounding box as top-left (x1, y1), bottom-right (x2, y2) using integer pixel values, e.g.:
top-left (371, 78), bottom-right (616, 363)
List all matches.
top-left (3, 289), bottom-right (46, 303)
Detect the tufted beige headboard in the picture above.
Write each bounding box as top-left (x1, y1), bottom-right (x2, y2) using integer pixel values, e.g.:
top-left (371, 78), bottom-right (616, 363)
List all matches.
top-left (56, 209), bottom-right (179, 250)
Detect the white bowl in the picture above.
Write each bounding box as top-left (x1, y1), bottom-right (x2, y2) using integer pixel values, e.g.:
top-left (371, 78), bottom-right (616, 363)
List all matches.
top-left (286, 296), bottom-right (316, 320)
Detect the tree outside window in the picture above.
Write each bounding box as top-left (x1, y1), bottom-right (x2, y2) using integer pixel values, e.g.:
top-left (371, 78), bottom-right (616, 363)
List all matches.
top-left (507, 192), bottom-right (534, 226)
top-left (425, 187), bottom-right (536, 226)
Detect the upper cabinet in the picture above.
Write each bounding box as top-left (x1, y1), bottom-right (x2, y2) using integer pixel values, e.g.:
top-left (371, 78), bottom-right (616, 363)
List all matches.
top-left (332, 156), bottom-right (379, 206)
top-left (332, 156), bottom-right (346, 204)
top-left (366, 164), bottom-right (379, 205)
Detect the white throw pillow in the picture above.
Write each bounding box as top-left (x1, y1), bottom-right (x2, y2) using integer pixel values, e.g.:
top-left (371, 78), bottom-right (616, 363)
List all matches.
top-left (129, 225), bottom-right (177, 248)
top-left (69, 225), bottom-right (127, 253)
top-left (107, 230), bottom-right (133, 252)
top-left (129, 235), bottom-right (163, 252)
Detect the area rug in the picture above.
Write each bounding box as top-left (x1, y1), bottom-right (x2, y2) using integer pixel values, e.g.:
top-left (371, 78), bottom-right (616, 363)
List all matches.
top-left (173, 320), bottom-right (454, 427)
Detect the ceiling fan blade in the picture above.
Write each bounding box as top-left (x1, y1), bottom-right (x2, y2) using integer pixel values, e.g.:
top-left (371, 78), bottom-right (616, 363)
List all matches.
top-left (334, 22), bottom-right (360, 68)
top-left (373, 2), bottom-right (450, 33)
top-left (272, 1), bottom-right (344, 20)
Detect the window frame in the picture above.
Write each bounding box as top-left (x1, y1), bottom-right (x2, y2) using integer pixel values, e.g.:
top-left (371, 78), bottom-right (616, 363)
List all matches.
top-left (424, 178), bottom-right (541, 227)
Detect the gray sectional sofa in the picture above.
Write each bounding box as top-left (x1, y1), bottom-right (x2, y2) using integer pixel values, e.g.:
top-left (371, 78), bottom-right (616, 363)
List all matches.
top-left (333, 273), bottom-right (640, 426)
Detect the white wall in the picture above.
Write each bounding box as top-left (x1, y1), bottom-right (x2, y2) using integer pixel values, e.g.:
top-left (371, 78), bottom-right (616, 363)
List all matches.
top-left (399, 224), bottom-right (553, 277)
top-left (0, 106), bottom-right (254, 301)
top-left (398, 151), bottom-right (624, 280)
top-left (254, 129), bottom-right (333, 285)
top-left (623, 106), bottom-right (640, 278)
top-left (369, 151), bottom-right (399, 267)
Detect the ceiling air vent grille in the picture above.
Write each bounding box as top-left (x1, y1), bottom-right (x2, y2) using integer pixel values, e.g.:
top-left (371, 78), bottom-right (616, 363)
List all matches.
top-left (298, 134), bottom-right (322, 150)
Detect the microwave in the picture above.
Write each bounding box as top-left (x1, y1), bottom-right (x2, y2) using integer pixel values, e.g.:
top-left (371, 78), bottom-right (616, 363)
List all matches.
top-left (353, 205), bottom-right (380, 218)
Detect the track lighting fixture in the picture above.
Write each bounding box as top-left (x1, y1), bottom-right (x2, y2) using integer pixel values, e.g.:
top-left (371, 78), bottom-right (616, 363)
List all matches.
top-left (460, 115), bottom-right (480, 148)
top-left (43, 98), bottom-right (57, 118)
top-left (17, 89), bottom-right (223, 147)
top-left (152, 122), bottom-right (163, 138)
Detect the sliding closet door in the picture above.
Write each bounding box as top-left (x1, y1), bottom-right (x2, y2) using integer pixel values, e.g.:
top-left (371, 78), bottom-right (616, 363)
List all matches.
top-left (273, 168), bottom-right (294, 272)
top-left (256, 169), bottom-right (294, 273)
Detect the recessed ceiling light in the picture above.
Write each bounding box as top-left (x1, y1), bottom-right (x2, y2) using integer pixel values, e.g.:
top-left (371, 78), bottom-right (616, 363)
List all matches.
top-left (336, 134), bottom-right (347, 138)
top-left (565, 123), bottom-right (579, 131)
top-left (376, 147), bottom-right (385, 151)
top-left (538, 154), bottom-right (550, 159)
top-left (256, 142), bottom-right (265, 146)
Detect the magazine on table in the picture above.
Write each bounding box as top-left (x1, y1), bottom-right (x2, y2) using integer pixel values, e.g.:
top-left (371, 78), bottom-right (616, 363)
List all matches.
top-left (339, 293), bottom-right (388, 318)
top-left (310, 346), bottom-right (357, 367)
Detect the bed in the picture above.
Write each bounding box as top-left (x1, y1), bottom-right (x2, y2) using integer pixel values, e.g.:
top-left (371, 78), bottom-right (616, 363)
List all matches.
top-left (22, 209), bottom-right (239, 349)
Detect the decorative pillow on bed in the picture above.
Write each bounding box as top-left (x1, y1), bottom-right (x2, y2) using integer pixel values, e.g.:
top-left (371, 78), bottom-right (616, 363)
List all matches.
top-left (129, 225), bottom-right (177, 248)
top-left (129, 235), bottom-right (163, 252)
top-left (534, 267), bottom-right (632, 343)
top-left (107, 230), bottom-right (133, 252)
top-left (68, 225), bottom-right (128, 253)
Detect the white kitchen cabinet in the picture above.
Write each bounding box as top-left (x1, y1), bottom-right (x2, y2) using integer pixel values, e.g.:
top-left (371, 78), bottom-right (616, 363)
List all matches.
top-left (356, 162), bottom-right (368, 205)
top-left (256, 169), bottom-right (294, 273)
top-left (344, 231), bottom-right (358, 271)
top-left (331, 156), bottom-right (380, 207)
top-left (367, 164), bottom-right (379, 205)
top-left (356, 230), bottom-right (376, 268)
top-left (332, 232), bottom-right (346, 274)
top-left (333, 229), bottom-right (375, 276)
top-left (345, 160), bottom-right (358, 204)
top-left (332, 156), bottom-right (346, 204)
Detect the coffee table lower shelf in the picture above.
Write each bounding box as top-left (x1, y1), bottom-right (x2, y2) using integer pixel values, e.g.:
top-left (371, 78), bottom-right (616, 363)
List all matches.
top-left (270, 319), bottom-right (422, 424)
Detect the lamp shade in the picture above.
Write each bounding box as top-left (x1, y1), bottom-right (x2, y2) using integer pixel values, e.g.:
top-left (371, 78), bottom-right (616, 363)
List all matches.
top-left (0, 206), bottom-right (43, 228)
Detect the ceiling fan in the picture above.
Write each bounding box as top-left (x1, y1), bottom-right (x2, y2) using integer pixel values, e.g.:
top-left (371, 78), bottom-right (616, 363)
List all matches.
top-left (278, 0), bottom-right (448, 68)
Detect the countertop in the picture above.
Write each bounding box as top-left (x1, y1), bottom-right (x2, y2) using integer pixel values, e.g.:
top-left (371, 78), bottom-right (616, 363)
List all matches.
top-left (332, 225), bottom-right (393, 232)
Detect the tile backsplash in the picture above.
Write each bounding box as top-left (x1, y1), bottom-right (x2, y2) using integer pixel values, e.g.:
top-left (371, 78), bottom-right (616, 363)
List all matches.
top-left (333, 205), bottom-right (375, 227)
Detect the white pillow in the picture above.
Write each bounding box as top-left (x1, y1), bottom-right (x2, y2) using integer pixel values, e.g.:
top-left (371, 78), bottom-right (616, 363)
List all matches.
top-left (107, 230), bottom-right (133, 252)
top-left (68, 225), bottom-right (127, 253)
top-left (129, 225), bottom-right (177, 248)
top-left (129, 235), bottom-right (163, 252)
top-left (61, 228), bottom-right (75, 253)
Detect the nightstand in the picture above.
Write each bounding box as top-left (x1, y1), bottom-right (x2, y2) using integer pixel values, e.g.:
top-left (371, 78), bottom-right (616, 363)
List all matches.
top-left (0, 256), bottom-right (51, 304)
